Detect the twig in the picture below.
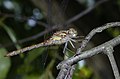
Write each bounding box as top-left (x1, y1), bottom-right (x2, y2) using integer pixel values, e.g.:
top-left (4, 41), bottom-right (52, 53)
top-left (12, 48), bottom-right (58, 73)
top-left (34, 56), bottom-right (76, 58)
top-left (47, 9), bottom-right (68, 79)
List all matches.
top-left (57, 35), bottom-right (120, 79)
top-left (18, 24), bottom-right (60, 43)
top-left (0, 12), bottom-right (48, 27)
top-left (65, 65), bottom-right (76, 79)
top-left (77, 22), bottom-right (120, 54)
top-left (65, 22), bottom-right (120, 79)
top-left (18, 0), bottom-right (107, 44)
top-left (56, 22), bottom-right (120, 79)
top-left (0, 0), bottom-right (107, 48)
top-left (104, 46), bottom-right (120, 79)
top-left (65, 0), bottom-right (108, 25)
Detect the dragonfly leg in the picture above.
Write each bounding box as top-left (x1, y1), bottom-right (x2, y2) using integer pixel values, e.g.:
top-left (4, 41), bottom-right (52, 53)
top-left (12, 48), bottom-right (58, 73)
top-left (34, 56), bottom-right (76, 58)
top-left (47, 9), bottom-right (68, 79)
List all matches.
top-left (70, 38), bottom-right (77, 42)
top-left (63, 41), bottom-right (68, 54)
top-left (69, 40), bottom-right (75, 48)
top-left (70, 38), bottom-right (83, 43)
top-left (73, 36), bottom-right (84, 38)
top-left (66, 48), bottom-right (74, 54)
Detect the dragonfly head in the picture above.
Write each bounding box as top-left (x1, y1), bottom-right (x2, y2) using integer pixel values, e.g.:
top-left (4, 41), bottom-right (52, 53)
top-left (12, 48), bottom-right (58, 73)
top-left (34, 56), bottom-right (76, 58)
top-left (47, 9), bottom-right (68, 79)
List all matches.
top-left (68, 28), bottom-right (77, 38)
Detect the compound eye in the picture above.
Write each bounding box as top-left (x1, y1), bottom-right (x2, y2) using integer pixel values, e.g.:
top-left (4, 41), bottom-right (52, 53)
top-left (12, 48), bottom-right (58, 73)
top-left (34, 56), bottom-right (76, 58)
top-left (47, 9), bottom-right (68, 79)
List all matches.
top-left (60, 33), bottom-right (66, 37)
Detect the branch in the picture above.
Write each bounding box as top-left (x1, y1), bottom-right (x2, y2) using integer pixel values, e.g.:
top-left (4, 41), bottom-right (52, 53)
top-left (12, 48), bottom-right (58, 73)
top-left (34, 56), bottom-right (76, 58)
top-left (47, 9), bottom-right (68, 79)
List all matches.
top-left (104, 46), bottom-right (120, 79)
top-left (77, 22), bottom-right (120, 54)
top-left (0, 12), bottom-right (48, 27)
top-left (56, 22), bottom-right (120, 79)
top-left (65, 0), bottom-right (107, 25)
top-left (0, 0), bottom-right (107, 49)
top-left (18, 0), bottom-right (107, 44)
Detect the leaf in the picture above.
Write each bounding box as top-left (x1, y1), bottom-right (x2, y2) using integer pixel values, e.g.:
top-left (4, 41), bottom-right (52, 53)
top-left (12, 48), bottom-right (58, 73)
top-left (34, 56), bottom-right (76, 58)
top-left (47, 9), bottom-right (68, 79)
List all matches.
top-left (0, 22), bottom-right (21, 49)
top-left (0, 48), bottom-right (11, 79)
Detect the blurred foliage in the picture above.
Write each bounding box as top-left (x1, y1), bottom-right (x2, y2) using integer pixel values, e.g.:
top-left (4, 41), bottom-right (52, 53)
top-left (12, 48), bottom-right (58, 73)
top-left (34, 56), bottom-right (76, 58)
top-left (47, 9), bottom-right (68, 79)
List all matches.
top-left (0, 17), bottom-right (21, 49)
top-left (107, 28), bottom-right (120, 37)
top-left (0, 0), bottom-right (120, 79)
top-left (73, 65), bottom-right (93, 79)
top-left (0, 48), bottom-right (11, 79)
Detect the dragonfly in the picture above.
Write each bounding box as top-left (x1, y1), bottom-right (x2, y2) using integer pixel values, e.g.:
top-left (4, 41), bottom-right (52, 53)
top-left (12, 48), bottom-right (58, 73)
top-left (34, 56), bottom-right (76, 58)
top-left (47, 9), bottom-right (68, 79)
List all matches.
top-left (5, 28), bottom-right (78, 57)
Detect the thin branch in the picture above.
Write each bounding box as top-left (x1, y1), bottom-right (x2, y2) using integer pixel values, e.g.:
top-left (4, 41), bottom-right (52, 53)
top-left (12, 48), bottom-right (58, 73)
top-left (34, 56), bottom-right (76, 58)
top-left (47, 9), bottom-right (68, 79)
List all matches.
top-left (65, 65), bottom-right (76, 79)
top-left (0, 12), bottom-right (48, 27)
top-left (77, 22), bottom-right (120, 54)
top-left (64, 22), bottom-right (120, 79)
top-left (56, 22), bottom-right (120, 79)
top-left (0, 0), bottom-right (107, 48)
top-left (18, 24), bottom-right (60, 44)
top-left (17, 0), bottom-right (107, 44)
top-left (65, 0), bottom-right (108, 25)
top-left (104, 46), bottom-right (120, 79)
top-left (57, 35), bottom-right (120, 79)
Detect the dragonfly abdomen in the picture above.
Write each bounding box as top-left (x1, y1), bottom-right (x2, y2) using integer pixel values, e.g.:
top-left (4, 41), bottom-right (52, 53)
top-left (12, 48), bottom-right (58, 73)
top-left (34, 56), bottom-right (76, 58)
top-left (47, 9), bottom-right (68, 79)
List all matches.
top-left (5, 42), bottom-right (49, 57)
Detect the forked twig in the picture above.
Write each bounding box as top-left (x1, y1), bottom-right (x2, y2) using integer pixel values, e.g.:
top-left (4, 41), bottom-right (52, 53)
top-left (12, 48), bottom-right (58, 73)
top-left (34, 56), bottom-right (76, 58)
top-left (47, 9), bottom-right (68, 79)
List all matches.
top-left (56, 22), bottom-right (120, 79)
